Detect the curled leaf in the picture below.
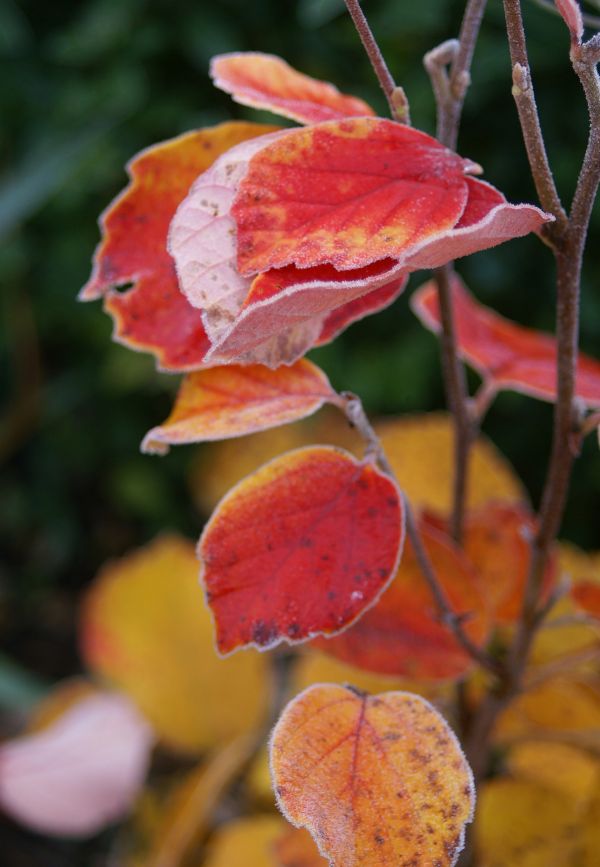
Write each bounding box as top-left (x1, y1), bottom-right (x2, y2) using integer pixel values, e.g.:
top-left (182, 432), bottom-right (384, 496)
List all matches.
top-left (210, 52), bottom-right (375, 125)
top-left (270, 684), bottom-right (475, 867)
top-left (556, 0), bottom-right (584, 42)
top-left (199, 446), bottom-right (404, 654)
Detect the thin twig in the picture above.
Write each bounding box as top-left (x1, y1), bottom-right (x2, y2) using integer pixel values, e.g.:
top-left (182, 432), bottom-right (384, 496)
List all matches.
top-left (343, 0), bottom-right (408, 122)
top-left (423, 1), bottom-right (489, 543)
top-left (339, 391), bottom-right (502, 677)
top-left (503, 0), bottom-right (569, 233)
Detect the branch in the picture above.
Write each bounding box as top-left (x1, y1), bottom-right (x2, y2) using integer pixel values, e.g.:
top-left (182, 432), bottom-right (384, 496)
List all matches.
top-left (504, 9), bottom-right (600, 689)
top-left (503, 0), bottom-right (569, 232)
top-left (423, 1), bottom-right (489, 543)
top-left (340, 391), bottom-right (502, 678)
top-left (343, 0), bottom-right (410, 122)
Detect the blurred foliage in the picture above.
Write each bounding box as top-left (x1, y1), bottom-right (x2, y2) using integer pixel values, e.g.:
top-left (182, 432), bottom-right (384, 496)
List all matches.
top-left (0, 2), bottom-right (599, 857)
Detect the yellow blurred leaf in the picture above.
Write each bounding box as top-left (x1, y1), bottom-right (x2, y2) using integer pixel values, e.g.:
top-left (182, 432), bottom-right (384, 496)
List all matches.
top-left (475, 778), bottom-right (584, 867)
top-left (506, 741), bottom-right (599, 807)
top-left (80, 535), bottom-right (271, 753)
top-left (376, 412), bottom-right (526, 514)
top-left (496, 676), bottom-right (600, 753)
top-left (292, 650), bottom-right (451, 704)
top-left (246, 745), bottom-right (275, 809)
top-left (200, 815), bottom-right (284, 867)
top-left (191, 408), bottom-right (360, 515)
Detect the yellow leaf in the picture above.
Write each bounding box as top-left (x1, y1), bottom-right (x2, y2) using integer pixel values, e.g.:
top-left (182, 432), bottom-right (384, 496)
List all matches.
top-left (191, 408), bottom-right (360, 515)
top-left (506, 741), bottom-right (599, 808)
top-left (200, 815), bottom-right (284, 867)
top-left (496, 676), bottom-right (600, 752)
top-left (376, 412), bottom-right (526, 514)
top-left (292, 650), bottom-right (451, 705)
top-left (475, 778), bottom-right (583, 867)
top-left (80, 535), bottom-right (271, 753)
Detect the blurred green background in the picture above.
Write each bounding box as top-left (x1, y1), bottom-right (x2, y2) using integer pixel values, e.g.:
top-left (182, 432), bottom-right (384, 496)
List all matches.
top-left (0, 0), bottom-right (599, 858)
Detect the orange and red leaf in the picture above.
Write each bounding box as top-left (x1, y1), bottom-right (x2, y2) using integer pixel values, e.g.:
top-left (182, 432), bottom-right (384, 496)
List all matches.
top-left (210, 52), bottom-right (375, 125)
top-left (412, 273), bottom-right (600, 408)
top-left (199, 447), bottom-right (404, 654)
top-left (270, 684), bottom-right (475, 867)
top-left (232, 118), bottom-right (475, 274)
top-left (141, 360), bottom-right (338, 454)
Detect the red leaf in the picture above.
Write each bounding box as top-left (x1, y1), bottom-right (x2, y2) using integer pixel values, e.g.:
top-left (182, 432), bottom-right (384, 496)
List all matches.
top-left (270, 684), bottom-right (475, 867)
top-left (210, 52), bottom-right (375, 125)
top-left (556, 0), bottom-right (584, 41)
top-left (412, 273), bottom-right (600, 408)
top-left (80, 122), bottom-right (277, 371)
top-left (232, 118), bottom-right (475, 273)
top-left (198, 447), bottom-right (404, 654)
top-left (141, 359), bottom-right (338, 454)
top-left (313, 520), bottom-right (489, 680)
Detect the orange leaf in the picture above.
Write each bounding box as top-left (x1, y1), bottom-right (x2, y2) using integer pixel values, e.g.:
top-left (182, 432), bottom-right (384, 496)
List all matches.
top-left (142, 360), bottom-right (338, 454)
top-left (275, 826), bottom-right (328, 866)
top-left (233, 118), bottom-right (475, 274)
top-left (199, 447), bottom-right (404, 654)
top-left (313, 520), bottom-right (489, 680)
top-left (461, 503), bottom-right (556, 623)
top-left (80, 535), bottom-right (270, 753)
top-left (270, 684), bottom-right (474, 867)
top-left (412, 273), bottom-right (600, 408)
top-left (80, 122), bottom-right (277, 371)
top-left (210, 52), bottom-right (375, 125)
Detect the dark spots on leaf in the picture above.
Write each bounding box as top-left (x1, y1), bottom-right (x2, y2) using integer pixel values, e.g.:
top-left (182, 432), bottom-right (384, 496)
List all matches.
top-left (463, 784), bottom-right (472, 797)
top-left (299, 536), bottom-right (313, 548)
top-left (327, 590), bottom-right (337, 600)
top-left (321, 553), bottom-right (331, 562)
top-left (426, 824), bottom-right (435, 835)
top-left (374, 834), bottom-right (385, 845)
top-left (287, 621), bottom-right (300, 638)
top-left (251, 619), bottom-right (278, 646)
top-left (450, 802), bottom-right (460, 818)
top-left (383, 731), bottom-right (403, 741)
top-left (367, 506), bottom-right (378, 517)
top-left (201, 140), bottom-right (213, 150)
top-left (276, 785), bottom-right (287, 797)
top-left (387, 496), bottom-right (398, 507)
top-left (356, 478), bottom-right (369, 490)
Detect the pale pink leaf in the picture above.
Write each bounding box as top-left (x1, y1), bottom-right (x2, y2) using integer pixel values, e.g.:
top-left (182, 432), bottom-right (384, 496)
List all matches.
top-left (0, 693), bottom-right (154, 837)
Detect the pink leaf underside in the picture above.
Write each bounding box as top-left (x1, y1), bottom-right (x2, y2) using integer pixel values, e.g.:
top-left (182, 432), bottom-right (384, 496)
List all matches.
top-left (210, 52), bottom-right (376, 125)
top-left (411, 273), bottom-right (600, 407)
top-left (169, 131), bottom-right (409, 366)
top-left (0, 693), bottom-right (153, 837)
top-left (555, 0), bottom-right (584, 41)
